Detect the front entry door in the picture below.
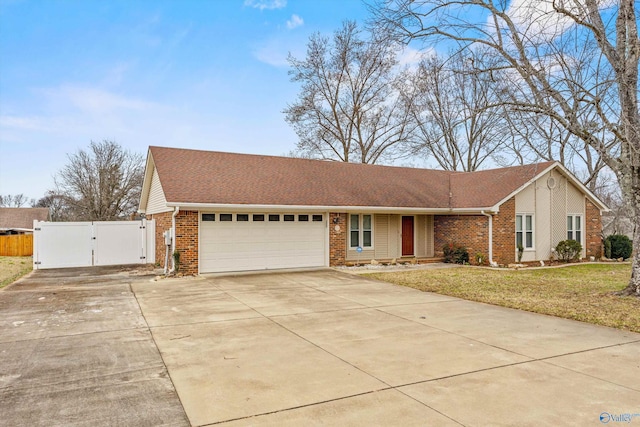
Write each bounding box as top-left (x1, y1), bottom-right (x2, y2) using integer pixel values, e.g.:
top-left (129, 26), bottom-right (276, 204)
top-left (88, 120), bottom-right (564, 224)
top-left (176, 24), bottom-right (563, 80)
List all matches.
top-left (402, 216), bottom-right (414, 256)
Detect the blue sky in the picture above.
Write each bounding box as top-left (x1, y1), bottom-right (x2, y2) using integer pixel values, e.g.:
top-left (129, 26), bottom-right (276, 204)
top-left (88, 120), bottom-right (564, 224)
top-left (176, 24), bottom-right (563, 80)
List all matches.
top-left (0, 0), bottom-right (374, 200)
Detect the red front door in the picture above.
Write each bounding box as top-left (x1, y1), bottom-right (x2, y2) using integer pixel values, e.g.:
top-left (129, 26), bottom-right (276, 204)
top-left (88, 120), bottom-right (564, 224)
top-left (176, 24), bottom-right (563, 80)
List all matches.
top-left (402, 216), bottom-right (414, 256)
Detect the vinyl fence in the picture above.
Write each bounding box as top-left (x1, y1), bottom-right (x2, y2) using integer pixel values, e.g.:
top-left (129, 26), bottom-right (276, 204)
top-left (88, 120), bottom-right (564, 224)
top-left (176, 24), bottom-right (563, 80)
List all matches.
top-left (33, 219), bottom-right (155, 269)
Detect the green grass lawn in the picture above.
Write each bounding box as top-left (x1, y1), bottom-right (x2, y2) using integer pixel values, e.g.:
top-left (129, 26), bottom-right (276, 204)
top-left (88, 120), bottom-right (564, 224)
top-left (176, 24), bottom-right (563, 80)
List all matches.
top-left (0, 256), bottom-right (33, 288)
top-left (366, 263), bottom-right (640, 333)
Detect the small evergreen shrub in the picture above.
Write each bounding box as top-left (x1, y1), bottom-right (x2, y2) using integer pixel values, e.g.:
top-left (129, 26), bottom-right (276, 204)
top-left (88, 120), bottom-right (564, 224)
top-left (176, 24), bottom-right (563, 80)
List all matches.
top-left (604, 238), bottom-right (612, 259)
top-left (555, 240), bottom-right (582, 262)
top-left (172, 250), bottom-right (181, 272)
top-left (443, 244), bottom-right (469, 264)
top-left (604, 234), bottom-right (632, 260)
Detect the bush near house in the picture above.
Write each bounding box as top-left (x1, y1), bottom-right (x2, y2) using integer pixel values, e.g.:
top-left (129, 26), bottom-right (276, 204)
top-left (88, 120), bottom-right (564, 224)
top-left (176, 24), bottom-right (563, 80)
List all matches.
top-left (605, 234), bottom-right (633, 260)
top-left (555, 240), bottom-right (582, 262)
top-left (443, 244), bottom-right (469, 264)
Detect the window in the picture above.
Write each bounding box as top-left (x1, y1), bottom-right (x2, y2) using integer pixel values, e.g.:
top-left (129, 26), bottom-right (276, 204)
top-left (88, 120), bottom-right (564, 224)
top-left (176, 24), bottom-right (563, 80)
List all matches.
top-left (516, 214), bottom-right (534, 249)
top-left (298, 214), bottom-right (309, 221)
top-left (237, 214), bottom-right (249, 222)
top-left (220, 214), bottom-right (232, 222)
top-left (312, 214), bottom-right (323, 222)
top-left (567, 215), bottom-right (582, 242)
top-left (253, 214), bottom-right (265, 221)
top-left (284, 214), bottom-right (295, 222)
top-left (349, 214), bottom-right (373, 249)
top-left (269, 214), bottom-right (280, 221)
top-left (202, 214), bottom-right (215, 221)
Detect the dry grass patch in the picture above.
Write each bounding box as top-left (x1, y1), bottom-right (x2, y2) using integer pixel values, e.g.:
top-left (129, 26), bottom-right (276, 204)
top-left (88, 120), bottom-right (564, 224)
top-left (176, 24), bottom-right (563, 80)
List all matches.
top-left (366, 264), bottom-right (640, 333)
top-left (0, 256), bottom-right (33, 288)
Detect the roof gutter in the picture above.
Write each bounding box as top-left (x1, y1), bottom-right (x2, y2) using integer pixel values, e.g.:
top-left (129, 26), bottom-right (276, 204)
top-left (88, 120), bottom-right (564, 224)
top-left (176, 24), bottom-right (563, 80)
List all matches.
top-left (481, 210), bottom-right (498, 267)
top-left (165, 202), bottom-right (498, 215)
top-left (170, 206), bottom-right (179, 273)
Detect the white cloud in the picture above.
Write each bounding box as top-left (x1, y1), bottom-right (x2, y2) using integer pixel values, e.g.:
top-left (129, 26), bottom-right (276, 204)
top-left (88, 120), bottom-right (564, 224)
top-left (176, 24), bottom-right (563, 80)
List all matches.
top-left (244, 0), bottom-right (286, 10)
top-left (397, 46), bottom-right (430, 68)
top-left (253, 42), bottom-right (290, 67)
top-left (43, 85), bottom-right (158, 114)
top-left (286, 14), bottom-right (303, 30)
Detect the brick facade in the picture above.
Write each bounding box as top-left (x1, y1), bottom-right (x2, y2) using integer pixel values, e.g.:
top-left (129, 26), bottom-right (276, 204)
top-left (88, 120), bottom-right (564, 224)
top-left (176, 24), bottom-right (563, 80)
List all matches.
top-left (585, 199), bottom-right (603, 259)
top-left (492, 197), bottom-right (516, 265)
top-left (147, 210), bottom-right (199, 275)
top-left (434, 215), bottom-right (489, 263)
top-left (174, 210), bottom-right (199, 275)
top-left (329, 213), bottom-right (346, 266)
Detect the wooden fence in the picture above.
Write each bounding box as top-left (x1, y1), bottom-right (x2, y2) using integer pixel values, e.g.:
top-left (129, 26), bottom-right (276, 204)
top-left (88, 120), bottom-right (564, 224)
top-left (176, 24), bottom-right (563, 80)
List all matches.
top-left (0, 234), bottom-right (33, 256)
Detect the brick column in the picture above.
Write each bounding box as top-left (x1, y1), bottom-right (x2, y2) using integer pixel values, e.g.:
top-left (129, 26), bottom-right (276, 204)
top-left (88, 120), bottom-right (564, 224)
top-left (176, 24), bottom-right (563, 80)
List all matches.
top-left (329, 213), bottom-right (346, 266)
top-left (174, 210), bottom-right (199, 275)
top-left (492, 197), bottom-right (516, 265)
top-left (585, 199), bottom-right (603, 260)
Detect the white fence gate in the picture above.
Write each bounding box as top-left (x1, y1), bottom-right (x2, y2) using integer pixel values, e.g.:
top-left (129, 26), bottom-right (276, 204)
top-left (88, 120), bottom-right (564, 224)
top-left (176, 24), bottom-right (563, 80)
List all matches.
top-left (33, 219), bottom-right (155, 269)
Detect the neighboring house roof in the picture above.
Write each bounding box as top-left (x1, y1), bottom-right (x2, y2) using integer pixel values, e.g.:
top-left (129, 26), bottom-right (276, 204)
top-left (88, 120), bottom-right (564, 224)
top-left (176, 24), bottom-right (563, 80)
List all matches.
top-left (0, 207), bottom-right (50, 231)
top-left (140, 146), bottom-right (607, 213)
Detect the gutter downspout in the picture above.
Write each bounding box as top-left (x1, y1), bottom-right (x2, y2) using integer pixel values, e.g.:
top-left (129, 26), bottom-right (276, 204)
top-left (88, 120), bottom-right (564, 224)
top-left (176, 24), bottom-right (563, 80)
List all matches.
top-left (481, 211), bottom-right (497, 267)
top-left (171, 206), bottom-right (180, 272)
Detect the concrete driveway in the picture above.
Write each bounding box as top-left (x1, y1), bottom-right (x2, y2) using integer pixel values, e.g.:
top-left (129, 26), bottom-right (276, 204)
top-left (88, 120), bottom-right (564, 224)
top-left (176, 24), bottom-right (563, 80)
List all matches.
top-left (1, 267), bottom-right (639, 426)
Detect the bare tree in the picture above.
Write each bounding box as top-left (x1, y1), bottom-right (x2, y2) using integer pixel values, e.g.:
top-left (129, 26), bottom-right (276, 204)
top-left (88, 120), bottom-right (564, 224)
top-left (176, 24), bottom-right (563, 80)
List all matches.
top-left (402, 50), bottom-right (511, 171)
top-left (373, 0), bottom-right (640, 295)
top-left (53, 140), bottom-right (144, 221)
top-left (284, 20), bottom-right (414, 164)
top-left (33, 191), bottom-right (73, 222)
top-left (0, 194), bottom-right (30, 207)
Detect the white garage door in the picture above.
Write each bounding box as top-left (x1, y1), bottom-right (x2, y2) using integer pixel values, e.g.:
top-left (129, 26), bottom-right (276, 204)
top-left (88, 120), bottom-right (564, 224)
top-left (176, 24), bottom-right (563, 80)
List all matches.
top-left (200, 213), bottom-right (327, 273)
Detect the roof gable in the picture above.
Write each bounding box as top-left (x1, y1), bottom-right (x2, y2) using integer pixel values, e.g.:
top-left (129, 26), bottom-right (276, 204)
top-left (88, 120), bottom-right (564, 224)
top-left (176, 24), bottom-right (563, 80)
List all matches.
top-left (141, 146), bottom-right (605, 212)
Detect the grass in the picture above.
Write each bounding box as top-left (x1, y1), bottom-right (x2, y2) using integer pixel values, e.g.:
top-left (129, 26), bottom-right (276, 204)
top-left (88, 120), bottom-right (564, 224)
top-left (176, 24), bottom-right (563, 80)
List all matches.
top-left (0, 256), bottom-right (33, 288)
top-left (366, 263), bottom-right (640, 333)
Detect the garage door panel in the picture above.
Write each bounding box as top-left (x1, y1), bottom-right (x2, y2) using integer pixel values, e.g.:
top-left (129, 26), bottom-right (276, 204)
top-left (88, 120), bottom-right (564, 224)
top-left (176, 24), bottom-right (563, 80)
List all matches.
top-left (200, 214), bottom-right (326, 273)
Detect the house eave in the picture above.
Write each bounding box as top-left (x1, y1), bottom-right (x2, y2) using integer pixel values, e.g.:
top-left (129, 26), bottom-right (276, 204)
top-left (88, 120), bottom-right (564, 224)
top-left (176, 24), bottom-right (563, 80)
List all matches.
top-left (165, 202), bottom-right (497, 215)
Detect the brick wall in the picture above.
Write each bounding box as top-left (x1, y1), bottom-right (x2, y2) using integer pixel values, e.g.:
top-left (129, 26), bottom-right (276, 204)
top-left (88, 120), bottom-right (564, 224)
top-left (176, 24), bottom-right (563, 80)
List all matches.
top-left (585, 199), bottom-right (603, 259)
top-left (329, 213), bottom-right (346, 266)
top-left (147, 210), bottom-right (199, 274)
top-left (433, 215), bottom-right (489, 263)
top-left (492, 197), bottom-right (516, 265)
top-left (148, 211), bottom-right (172, 267)
top-left (174, 210), bottom-right (199, 275)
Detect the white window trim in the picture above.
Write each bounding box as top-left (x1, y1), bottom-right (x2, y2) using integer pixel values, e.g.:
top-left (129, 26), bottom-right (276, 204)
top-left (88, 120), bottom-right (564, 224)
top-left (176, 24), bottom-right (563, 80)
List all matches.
top-left (567, 214), bottom-right (584, 244)
top-left (349, 214), bottom-right (374, 250)
top-left (516, 213), bottom-right (535, 251)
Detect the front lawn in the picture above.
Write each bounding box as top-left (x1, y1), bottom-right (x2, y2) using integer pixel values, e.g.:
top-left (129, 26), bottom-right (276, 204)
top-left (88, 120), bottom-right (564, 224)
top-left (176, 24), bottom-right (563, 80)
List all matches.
top-left (0, 256), bottom-right (33, 288)
top-left (366, 263), bottom-right (640, 333)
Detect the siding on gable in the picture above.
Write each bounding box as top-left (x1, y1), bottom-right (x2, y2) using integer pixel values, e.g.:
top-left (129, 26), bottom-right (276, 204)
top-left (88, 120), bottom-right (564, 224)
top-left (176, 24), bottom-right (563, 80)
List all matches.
top-left (516, 169), bottom-right (587, 261)
top-left (146, 168), bottom-right (172, 214)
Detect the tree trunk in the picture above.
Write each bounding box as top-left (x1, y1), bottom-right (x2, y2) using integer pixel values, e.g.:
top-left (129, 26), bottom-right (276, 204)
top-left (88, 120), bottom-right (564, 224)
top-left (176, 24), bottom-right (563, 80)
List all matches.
top-left (619, 165), bottom-right (640, 296)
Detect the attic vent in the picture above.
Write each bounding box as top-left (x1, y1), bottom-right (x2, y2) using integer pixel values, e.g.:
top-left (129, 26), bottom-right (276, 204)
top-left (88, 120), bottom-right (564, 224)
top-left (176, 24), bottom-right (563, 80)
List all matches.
top-left (547, 176), bottom-right (557, 189)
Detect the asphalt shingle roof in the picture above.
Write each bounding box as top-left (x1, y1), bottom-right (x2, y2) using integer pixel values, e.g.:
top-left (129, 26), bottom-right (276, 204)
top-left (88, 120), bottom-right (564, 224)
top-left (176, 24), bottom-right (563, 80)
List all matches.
top-left (0, 207), bottom-right (49, 230)
top-left (148, 146), bottom-right (556, 210)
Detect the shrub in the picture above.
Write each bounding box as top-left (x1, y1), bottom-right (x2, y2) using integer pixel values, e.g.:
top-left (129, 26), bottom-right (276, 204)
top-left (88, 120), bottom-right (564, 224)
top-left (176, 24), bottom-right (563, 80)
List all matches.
top-left (172, 250), bottom-right (181, 272)
top-left (517, 244), bottom-right (524, 262)
top-left (475, 252), bottom-right (485, 265)
top-left (443, 244), bottom-right (469, 264)
top-left (604, 234), bottom-right (633, 260)
top-left (555, 240), bottom-right (582, 262)
top-left (604, 238), bottom-right (612, 259)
